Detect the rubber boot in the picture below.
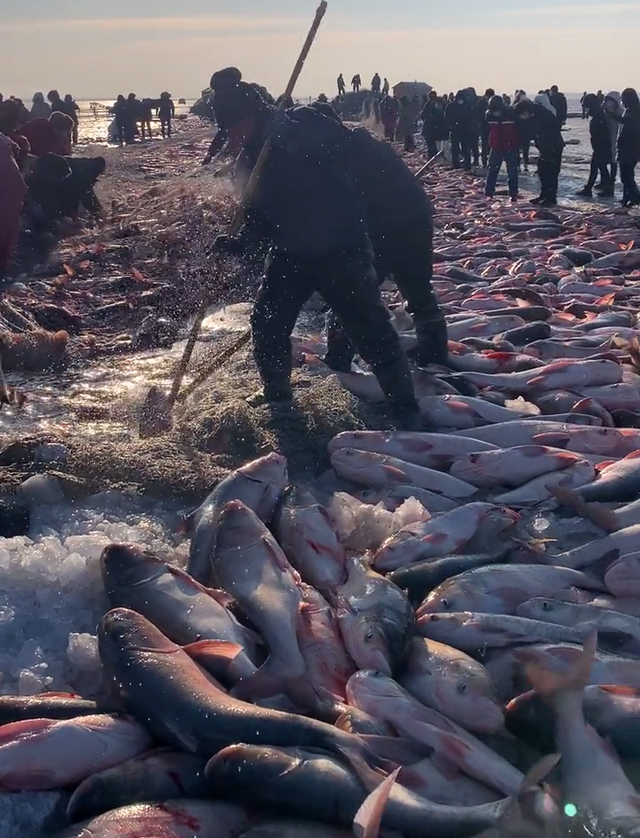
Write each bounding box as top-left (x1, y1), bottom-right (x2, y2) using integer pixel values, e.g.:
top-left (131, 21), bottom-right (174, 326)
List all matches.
top-left (246, 375), bottom-right (294, 409)
top-left (576, 186), bottom-right (593, 197)
top-left (371, 355), bottom-right (422, 429)
top-left (410, 315), bottom-right (449, 368)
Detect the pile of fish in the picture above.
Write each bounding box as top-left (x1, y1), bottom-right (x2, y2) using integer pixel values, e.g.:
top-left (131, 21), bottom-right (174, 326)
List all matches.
top-left (2, 434), bottom-right (640, 837)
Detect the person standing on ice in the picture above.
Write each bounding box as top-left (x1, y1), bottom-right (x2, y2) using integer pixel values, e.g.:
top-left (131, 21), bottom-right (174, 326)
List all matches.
top-left (420, 90), bottom-right (446, 158)
top-left (576, 93), bottom-right (613, 198)
top-left (603, 91), bottom-right (622, 194)
top-left (382, 78), bottom-right (390, 96)
top-left (446, 90), bottom-right (473, 172)
top-left (617, 87), bottom-right (640, 208)
top-left (483, 96), bottom-right (520, 202)
top-left (476, 88), bottom-right (495, 168)
top-left (514, 95), bottom-right (564, 206)
top-left (352, 74), bottom-right (362, 93)
top-left (380, 93), bottom-right (399, 140)
top-left (209, 79), bottom-right (423, 429)
top-left (371, 74), bottom-right (381, 95)
top-left (337, 74), bottom-right (346, 97)
top-left (549, 85), bottom-right (568, 126)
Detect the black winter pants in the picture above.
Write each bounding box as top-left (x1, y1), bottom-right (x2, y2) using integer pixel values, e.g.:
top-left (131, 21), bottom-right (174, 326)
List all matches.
top-left (620, 160), bottom-right (640, 204)
top-left (537, 148), bottom-right (563, 200)
top-left (451, 131), bottom-right (472, 171)
top-left (251, 249), bottom-right (415, 410)
top-left (325, 225), bottom-right (443, 370)
top-left (586, 151), bottom-right (612, 190)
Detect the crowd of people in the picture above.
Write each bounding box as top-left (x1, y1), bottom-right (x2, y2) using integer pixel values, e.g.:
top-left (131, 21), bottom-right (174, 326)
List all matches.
top-left (345, 78), bottom-right (640, 209)
top-left (0, 94), bottom-right (106, 278)
top-left (109, 92), bottom-right (176, 145)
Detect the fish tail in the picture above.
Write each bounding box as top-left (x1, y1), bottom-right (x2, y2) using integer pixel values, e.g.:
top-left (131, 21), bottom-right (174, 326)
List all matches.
top-left (353, 767), bottom-right (400, 838)
top-left (550, 486), bottom-right (619, 533)
top-left (525, 633), bottom-right (597, 699)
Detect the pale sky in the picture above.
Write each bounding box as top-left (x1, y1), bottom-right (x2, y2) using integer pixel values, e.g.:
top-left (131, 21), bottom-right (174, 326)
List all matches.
top-left (1, 0), bottom-right (637, 101)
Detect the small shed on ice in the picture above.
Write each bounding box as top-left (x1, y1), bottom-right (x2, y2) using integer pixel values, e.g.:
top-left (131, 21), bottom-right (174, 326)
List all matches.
top-left (393, 81), bottom-right (432, 99)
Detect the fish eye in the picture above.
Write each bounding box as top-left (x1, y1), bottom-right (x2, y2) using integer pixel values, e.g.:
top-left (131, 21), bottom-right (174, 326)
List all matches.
top-left (542, 600), bottom-right (553, 611)
top-left (441, 598), bottom-right (450, 610)
top-left (458, 683), bottom-right (468, 694)
top-left (365, 631), bottom-right (375, 641)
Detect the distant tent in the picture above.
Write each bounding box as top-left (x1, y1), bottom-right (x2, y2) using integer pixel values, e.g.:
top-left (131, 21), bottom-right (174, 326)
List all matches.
top-left (392, 81), bottom-right (432, 99)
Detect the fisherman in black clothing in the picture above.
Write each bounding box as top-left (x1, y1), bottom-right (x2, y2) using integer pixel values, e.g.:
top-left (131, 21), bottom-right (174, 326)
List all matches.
top-left (549, 85), bottom-right (568, 126)
top-left (337, 74), bottom-right (346, 97)
top-left (210, 80), bottom-right (423, 428)
top-left (420, 90), bottom-right (446, 158)
top-left (576, 93), bottom-right (613, 198)
top-left (515, 98), bottom-right (564, 206)
top-left (446, 91), bottom-right (474, 171)
top-left (477, 88), bottom-right (495, 168)
top-left (371, 74), bottom-right (381, 95)
top-left (618, 88), bottom-right (640, 208)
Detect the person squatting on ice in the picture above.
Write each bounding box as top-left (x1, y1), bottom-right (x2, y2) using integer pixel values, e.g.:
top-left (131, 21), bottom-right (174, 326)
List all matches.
top-left (208, 75), bottom-right (448, 430)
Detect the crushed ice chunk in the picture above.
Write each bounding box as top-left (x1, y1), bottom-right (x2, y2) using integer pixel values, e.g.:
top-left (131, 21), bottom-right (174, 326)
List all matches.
top-left (329, 492), bottom-right (429, 553)
top-left (18, 668), bottom-right (51, 696)
top-left (67, 633), bottom-right (100, 670)
top-left (18, 475), bottom-right (65, 507)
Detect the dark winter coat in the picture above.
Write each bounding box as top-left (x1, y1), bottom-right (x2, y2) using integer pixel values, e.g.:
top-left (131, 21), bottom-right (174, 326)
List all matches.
top-left (618, 95), bottom-right (640, 164)
top-left (421, 101), bottom-right (447, 140)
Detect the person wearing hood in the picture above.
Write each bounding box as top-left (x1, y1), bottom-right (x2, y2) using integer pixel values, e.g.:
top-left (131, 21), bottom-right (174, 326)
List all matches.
top-left (371, 74), bottom-right (381, 95)
top-left (47, 90), bottom-right (66, 117)
top-left (603, 91), bottom-right (622, 192)
top-left (382, 78), bottom-right (390, 96)
top-left (476, 88), bottom-right (495, 167)
top-left (202, 67), bottom-right (241, 164)
top-left (446, 90), bottom-right (474, 171)
top-left (351, 74), bottom-right (361, 93)
top-left (30, 93), bottom-right (51, 120)
top-left (484, 95), bottom-right (520, 201)
top-left (158, 92), bottom-right (175, 138)
top-left (465, 87), bottom-right (481, 166)
top-left (209, 78), bottom-right (423, 427)
top-left (617, 87), bottom-right (640, 207)
top-left (337, 74), bottom-right (346, 97)
top-left (20, 112), bottom-right (73, 158)
top-left (515, 96), bottom-right (564, 206)
top-left (549, 85), bottom-right (567, 126)
top-left (576, 93), bottom-right (613, 198)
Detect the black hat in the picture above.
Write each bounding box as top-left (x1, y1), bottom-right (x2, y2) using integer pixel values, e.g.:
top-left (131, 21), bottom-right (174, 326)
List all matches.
top-left (213, 81), bottom-right (268, 129)
top-left (210, 67), bottom-right (242, 91)
top-left (488, 95), bottom-right (504, 110)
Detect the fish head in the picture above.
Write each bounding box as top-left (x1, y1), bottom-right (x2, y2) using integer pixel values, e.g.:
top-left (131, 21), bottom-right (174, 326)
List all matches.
top-left (98, 607), bottom-right (180, 669)
top-left (417, 579), bottom-right (468, 615)
top-left (241, 452), bottom-right (289, 488)
top-left (516, 597), bottom-right (566, 621)
top-left (338, 608), bottom-right (393, 675)
top-left (329, 448), bottom-right (376, 483)
top-left (215, 500), bottom-right (267, 551)
top-left (205, 744), bottom-right (299, 795)
top-left (345, 669), bottom-right (405, 712)
top-left (434, 659), bottom-right (505, 733)
top-left (416, 611), bottom-right (467, 641)
top-left (100, 543), bottom-right (166, 592)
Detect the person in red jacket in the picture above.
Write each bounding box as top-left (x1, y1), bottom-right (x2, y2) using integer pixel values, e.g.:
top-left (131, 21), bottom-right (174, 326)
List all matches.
top-left (484, 95), bottom-right (520, 201)
top-left (20, 112), bottom-right (73, 158)
top-left (0, 133), bottom-right (26, 276)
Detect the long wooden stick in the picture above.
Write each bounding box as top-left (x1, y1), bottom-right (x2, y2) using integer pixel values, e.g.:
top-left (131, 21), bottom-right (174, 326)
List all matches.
top-left (165, 1), bottom-right (328, 408)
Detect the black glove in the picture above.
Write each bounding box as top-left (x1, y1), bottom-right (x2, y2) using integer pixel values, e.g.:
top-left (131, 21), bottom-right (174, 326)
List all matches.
top-left (212, 234), bottom-right (245, 257)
